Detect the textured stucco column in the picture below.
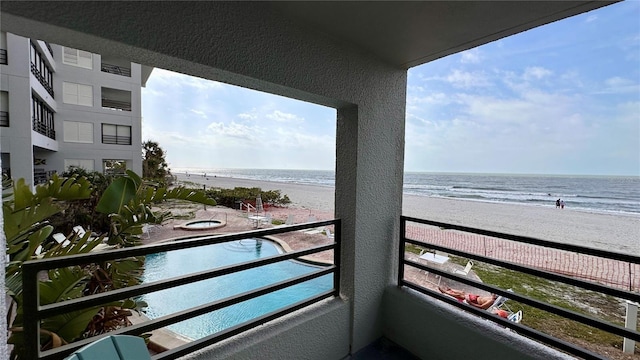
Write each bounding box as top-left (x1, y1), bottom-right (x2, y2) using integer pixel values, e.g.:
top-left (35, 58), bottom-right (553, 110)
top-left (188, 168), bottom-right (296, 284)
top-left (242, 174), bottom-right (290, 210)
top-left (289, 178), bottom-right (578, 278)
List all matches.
top-left (336, 83), bottom-right (406, 350)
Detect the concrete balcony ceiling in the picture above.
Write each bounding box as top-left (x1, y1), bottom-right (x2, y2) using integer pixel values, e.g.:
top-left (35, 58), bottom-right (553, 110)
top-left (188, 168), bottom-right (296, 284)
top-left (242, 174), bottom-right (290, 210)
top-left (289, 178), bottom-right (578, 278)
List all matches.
top-left (0, 1), bottom-right (616, 69)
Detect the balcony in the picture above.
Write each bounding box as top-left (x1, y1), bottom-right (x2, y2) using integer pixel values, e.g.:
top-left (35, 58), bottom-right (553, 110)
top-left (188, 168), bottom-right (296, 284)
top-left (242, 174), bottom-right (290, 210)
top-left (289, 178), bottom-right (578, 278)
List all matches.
top-left (101, 62), bottom-right (131, 77)
top-left (0, 111), bottom-right (8, 127)
top-left (19, 219), bottom-right (341, 360)
top-left (31, 62), bottom-right (54, 97)
top-left (399, 216), bottom-right (640, 359)
top-left (17, 213), bottom-right (639, 360)
top-left (33, 119), bottom-right (55, 140)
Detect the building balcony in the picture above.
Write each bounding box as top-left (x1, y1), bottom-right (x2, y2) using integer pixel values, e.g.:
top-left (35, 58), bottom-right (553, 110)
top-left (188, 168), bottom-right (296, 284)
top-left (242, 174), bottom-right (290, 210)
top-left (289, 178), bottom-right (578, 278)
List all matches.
top-left (0, 49), bottom-right (7, 65)
top-left (30, 62), bottom-right (54, 97)
top-left (101, 62), bottom-right (132, 77)
top-left (32, 120), bottom-right (55, 140)
top-left (16, 216), bottom-right (638, 360)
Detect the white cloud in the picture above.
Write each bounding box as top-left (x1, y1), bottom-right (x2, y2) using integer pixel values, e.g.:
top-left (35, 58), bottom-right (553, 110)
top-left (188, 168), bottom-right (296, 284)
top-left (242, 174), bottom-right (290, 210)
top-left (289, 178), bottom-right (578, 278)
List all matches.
top-left (265, 110), bottom-right (304, 123)
top-left (445, 70), bottom-right (491, 88)
top-left (585, 15), bottom-right (598, 23)
top-left (148, 68), bottom-right (224, 91)
top-left (523, 66), bottom-right (552, 81)
top-left (599, 76), bottom-right (639, 94)
top-left (460, 48), bottom-right (482, 64)
top-left (189, 109), bottom-right (207, 118)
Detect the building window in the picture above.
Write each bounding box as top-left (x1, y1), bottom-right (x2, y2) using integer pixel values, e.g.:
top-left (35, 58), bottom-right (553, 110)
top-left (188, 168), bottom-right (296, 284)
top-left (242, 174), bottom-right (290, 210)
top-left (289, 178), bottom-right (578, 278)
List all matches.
top-left (62, 46), bottom-right (93, 69)
top-left (102, 124), bottom-right (131, 145)
top-left (31, 94), bottom-right (55, 139)
top-left (103, 159), bottom-right (127, 176)
top-left (0, 91), bottom-right (8, 127)
top-left (63, 121), bottom-right (93, 143)
top-left (1, 31), bottom-right (7, 65)
top-left (30, 42), bottom-right (54, 97)
top-left (63, 82), bottom-right (93, 107)
top-left (64, 159), bottom-right (95, 172)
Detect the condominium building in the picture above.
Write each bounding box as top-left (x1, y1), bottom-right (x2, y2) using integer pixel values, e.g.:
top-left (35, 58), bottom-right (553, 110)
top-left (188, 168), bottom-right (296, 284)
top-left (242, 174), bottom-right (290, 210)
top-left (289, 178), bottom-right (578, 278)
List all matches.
top-left (0, 31), bottom-right (152, 186)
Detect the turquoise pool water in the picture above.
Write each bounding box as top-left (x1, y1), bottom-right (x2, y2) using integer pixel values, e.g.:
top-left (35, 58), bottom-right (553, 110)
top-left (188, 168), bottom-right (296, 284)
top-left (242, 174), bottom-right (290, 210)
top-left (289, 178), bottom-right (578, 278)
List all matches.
top-left (141, 238), bottom-right (333, 340)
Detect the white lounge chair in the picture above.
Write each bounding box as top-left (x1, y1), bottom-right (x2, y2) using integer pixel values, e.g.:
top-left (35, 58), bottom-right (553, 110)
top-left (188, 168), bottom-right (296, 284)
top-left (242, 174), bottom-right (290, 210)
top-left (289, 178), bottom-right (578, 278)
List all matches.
top-left (73, 226), bottom-right (87, 237)
top-left (453, 260), bottom-right (474, 276)
top-left (489, 289), bottom-right (514, 313)
top-left (508, 310), bottom-right (523, 323)
top-left (325, 227), bottom-right (335, 239)
top-left (53, 233), bottom-right (71, 247)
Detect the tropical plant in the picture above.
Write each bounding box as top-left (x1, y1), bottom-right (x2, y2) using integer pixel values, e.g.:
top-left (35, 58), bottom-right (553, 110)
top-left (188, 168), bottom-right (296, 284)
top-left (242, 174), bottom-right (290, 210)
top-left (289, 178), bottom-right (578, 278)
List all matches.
top-left (142, 141), bottom-right (170, 183)
top-left (4, 171), bottom-right (216, 359)
top-left (207, 187), bottom-right (291, 208)
top-left (48, 167), bottom-right (114, 235)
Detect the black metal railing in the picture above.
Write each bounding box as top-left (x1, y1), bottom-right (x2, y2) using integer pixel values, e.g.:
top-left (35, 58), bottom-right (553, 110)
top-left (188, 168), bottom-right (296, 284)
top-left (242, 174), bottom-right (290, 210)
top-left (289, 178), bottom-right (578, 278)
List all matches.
top-left (21, 219), bottom-right (341, 360)
top-left (399, 216), bottom-right (640, 360)
top-left (102, 99), bottom-right (131, 111)
top-left (0, 49), bottom-right (7, 64)
top-left (33, 120), bottom-right (56, 140)
top-left (30, 62), bottom-right (54, 97)
top-left (101, 134), bottom-right (131, 145)
top-left (101, 63), bottom-right (131, 77)
top-left (45, 42), bottom-right (53, 57)
top-left (0, 111), bottom-right (8, 127)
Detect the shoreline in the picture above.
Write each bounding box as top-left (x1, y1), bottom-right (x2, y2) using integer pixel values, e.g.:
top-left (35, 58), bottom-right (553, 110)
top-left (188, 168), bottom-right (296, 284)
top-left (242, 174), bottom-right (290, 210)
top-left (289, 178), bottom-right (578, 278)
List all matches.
top-left (173, 173), bottom-right (639, 254)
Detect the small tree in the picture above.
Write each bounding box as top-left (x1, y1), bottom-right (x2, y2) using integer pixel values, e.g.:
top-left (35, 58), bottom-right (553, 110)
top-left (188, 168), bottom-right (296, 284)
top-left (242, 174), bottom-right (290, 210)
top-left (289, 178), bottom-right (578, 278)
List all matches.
top-left (142, 141), bottom-right (169, 181)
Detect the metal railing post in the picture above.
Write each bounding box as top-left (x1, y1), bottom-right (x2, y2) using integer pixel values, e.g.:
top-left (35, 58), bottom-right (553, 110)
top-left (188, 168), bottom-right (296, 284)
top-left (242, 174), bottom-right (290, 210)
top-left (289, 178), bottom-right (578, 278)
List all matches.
top-left (398, 217), bottom-right (406, 286)
top-left (22, 264), bottom-right (40, 359)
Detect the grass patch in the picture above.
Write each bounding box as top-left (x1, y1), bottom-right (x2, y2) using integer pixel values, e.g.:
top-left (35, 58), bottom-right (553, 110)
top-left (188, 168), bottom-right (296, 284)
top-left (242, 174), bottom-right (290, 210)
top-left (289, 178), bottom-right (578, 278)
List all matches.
top-left (468, 261), bottom-right (636, 357)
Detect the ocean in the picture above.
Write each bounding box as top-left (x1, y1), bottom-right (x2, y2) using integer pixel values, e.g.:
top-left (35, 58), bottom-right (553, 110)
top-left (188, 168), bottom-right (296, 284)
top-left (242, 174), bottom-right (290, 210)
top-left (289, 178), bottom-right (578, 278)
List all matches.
top-left (175, 168), bottom-right (640, 216)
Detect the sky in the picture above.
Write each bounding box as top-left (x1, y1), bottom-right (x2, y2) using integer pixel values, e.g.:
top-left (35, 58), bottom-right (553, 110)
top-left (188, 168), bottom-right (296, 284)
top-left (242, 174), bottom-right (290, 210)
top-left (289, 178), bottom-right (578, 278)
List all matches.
top-left (141, 1), bottom-right (640, 176)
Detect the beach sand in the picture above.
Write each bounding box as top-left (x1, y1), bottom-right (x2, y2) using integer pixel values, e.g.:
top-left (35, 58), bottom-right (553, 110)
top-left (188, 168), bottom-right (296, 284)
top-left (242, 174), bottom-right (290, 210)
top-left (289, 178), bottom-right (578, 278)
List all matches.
top-left (175, 173), bottom-right (639, 255)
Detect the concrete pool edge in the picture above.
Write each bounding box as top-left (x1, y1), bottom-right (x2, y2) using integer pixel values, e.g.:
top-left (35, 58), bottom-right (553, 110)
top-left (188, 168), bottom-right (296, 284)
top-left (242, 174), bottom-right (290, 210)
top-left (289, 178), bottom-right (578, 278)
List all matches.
top-left (173, 219), bottom-right (227, 231)
top-left (129, 311), bottom-right (193, 352)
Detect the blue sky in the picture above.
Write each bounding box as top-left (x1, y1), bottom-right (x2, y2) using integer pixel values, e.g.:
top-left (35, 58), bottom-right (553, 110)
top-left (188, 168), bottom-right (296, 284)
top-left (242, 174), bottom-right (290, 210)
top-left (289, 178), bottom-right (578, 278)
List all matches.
top-left (142, 1), bottom-right (639, 176)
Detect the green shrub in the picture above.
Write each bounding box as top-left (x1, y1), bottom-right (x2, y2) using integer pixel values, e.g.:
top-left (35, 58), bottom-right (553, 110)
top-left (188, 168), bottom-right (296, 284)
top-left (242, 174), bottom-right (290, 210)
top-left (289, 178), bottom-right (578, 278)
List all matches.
top-left (206, 187), bottom-right (291, 208)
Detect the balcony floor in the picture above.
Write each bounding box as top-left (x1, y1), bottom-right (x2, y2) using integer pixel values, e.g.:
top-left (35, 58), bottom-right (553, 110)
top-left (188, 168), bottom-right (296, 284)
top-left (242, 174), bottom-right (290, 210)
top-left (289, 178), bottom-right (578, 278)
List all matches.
top-left (350, 337), bottom-right (419, 360)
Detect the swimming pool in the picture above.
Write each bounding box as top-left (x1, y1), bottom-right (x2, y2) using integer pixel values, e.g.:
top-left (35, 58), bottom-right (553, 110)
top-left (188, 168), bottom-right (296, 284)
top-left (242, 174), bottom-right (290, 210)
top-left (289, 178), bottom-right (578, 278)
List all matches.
top-left (141, 238), bottom-right (333, 340)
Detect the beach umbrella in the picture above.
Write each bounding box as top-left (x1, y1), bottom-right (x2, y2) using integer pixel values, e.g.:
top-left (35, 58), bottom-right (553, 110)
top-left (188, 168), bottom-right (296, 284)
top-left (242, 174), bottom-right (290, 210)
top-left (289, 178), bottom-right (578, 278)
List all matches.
top-left (256, 193), bottom-right (264, 215)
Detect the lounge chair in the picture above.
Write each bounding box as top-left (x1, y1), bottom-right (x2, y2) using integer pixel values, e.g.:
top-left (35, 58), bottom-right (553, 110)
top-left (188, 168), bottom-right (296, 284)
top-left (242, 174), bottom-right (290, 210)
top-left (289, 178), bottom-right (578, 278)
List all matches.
top-left (508, 310), bottom-right (523, 323)
top-left (489, 288), bottom-right (514, 313)
top-left (453, 260), bottom-right (474, 276)
top-left (325, 227), bottom-right (335, 239)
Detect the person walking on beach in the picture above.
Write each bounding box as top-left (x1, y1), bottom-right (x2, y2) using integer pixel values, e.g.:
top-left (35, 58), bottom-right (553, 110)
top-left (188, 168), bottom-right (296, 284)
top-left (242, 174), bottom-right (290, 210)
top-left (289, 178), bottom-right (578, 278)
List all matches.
top-left (560, 199), bottom-right (565, 209)
top-left (556, 199), bottom-right (560, 208)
